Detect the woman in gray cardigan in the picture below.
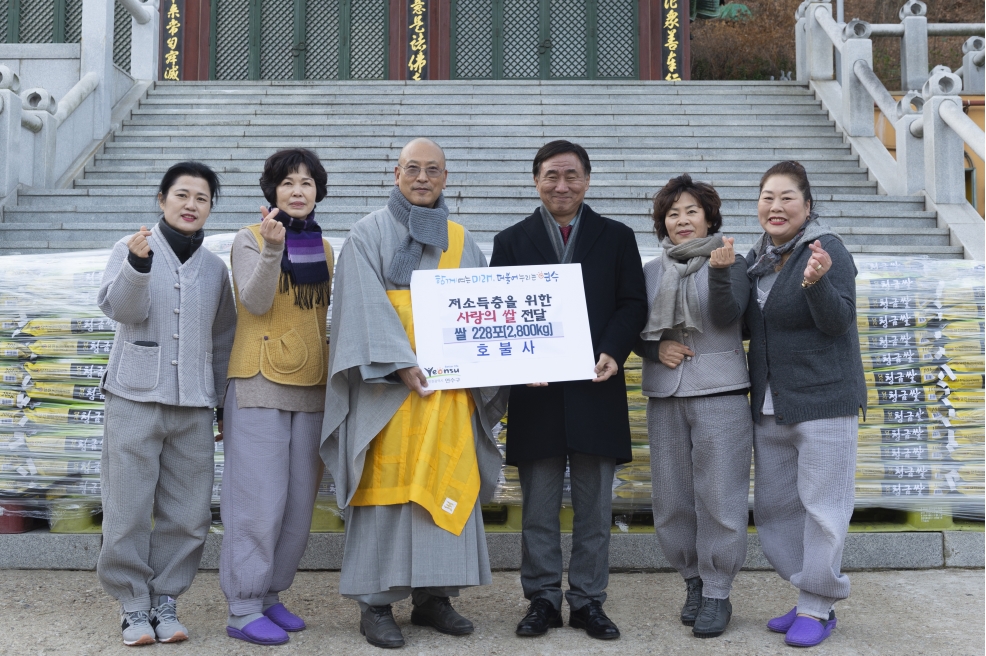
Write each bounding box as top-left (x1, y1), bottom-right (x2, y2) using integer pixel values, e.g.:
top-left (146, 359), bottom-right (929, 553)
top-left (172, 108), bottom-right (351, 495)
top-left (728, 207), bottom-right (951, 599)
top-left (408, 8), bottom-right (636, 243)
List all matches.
top-left (97, 162), bottom-right (237, 646)
top-left (727, 161), bottom-right (866, 649)
top-left (637, 174), bottom-right (753, 639)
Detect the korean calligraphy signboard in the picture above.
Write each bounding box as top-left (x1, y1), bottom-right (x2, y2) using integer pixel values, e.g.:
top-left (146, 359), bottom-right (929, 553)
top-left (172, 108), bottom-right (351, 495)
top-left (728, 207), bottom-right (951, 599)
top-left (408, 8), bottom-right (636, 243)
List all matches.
top-left (407, 0), bottom-right (428, 80)
top-left (661, 0), bottom-right (683, 81)
top-left (161, 0), bottom-right (184, 81)
top-left (410, 264), bottom-right (596, 390)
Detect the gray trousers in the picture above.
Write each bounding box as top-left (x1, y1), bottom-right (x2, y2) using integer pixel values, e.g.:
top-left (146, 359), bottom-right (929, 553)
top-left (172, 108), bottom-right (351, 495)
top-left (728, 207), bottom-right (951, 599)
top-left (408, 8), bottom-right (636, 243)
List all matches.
top-left (518, 453), bottom-right (616, 611)
top-left (753, 415), bottom-right (858, 620)
top-left (219, 381), bottom-right (324, 616)
top-left (97, 392), bottom-right (215, 613)
top-left (648, 394), bottom-right (753, 599)
top-left (348, 587), bottom-right (461, 611)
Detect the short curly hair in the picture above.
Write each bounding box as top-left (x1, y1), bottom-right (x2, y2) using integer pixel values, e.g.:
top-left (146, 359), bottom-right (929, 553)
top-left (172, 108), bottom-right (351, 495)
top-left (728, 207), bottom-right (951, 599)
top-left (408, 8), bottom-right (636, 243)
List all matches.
top-left (259, 148), bottom-right (328, 206)
top-left (651, 174), bottom-right (723, 240)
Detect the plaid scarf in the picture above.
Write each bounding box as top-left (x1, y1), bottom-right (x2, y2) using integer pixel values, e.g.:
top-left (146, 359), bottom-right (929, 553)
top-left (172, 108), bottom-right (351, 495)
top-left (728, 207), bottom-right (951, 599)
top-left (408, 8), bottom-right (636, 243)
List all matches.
top-left (272, 208), bottom-right (331, 309)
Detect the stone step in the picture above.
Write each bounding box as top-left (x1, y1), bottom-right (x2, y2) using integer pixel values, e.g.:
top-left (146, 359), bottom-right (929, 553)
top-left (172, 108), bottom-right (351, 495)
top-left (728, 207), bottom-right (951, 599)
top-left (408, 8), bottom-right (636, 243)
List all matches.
top-left (106, 134), bottom-right (851, 149)
top-left (77, 168), bottom-right (872, 184)
top-left (142, 86), bottom-right (818, 98)
top-left (137, 97), bottom-right (825, 109)
top-left (1, 209), bottom-right (936, 228)
top-left (149, 79), bottom-right (813, 91)
top-left (19, 190), bottom-right (911, 208)
top-left (88, 155), bottom-right (868, 174)
top-left (97, 144), bottom-right (860, 160)
top-left (0, 238), bottom-right (962, 258)
top-left (136, 101), bottom-right (826, 115)
top-left (69, 179), bottom-right (877, 193)
top-left (24, 188), bottom-right (902, 201)
top-left (0, 222), bottom-right (952, 245)
top-left (125, 101), bottom-right (831, 118)
top-left (116, 125), bottom-right (844, 140)
top-left (122, 115), bottom-right (838, 128)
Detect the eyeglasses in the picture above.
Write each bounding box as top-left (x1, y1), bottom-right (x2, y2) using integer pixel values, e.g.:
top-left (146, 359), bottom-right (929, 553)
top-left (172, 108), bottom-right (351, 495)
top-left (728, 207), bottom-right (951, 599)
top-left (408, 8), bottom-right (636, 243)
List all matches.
top-left (399, 164), bottom-right (445, 179)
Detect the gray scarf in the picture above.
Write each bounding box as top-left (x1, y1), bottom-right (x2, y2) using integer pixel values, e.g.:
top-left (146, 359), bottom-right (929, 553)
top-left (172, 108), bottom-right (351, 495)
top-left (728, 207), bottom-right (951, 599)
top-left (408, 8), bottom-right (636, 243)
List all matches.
top-left (747, 215), bottom-right (841, 278)
top-left (640, 235), bottom-right (723, 341)
top-left (540, 203), bottom-right (582, 263)
top-left (386, 186), bottom-right (450, 286)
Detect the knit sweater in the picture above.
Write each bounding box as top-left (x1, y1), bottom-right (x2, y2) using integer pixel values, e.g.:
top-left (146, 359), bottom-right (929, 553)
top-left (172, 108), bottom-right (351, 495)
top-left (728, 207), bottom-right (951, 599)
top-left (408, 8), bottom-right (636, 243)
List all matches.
top-left (228, 226), bottom-right (333, 412)
top-left (98, 227), bottom-right (237, 408)
top-left (738, 234), bottom-right (867, 424)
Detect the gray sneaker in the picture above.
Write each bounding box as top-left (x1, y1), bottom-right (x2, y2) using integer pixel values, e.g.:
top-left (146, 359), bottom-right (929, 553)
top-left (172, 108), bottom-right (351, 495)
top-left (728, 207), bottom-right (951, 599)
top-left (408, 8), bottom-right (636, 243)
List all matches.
top-left (150, 596), bottom-right (189, 643)
top-left (121, 610), bottom-right (156, 646)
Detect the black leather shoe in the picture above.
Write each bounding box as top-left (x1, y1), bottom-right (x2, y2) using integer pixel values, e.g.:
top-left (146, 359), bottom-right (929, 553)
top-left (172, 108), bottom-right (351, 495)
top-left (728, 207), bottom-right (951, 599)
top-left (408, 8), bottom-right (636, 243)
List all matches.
top-left (359, 605), bottom-right (404, 649)
top-left (692, 597), bottom-right (732, 638)
top-left (681, 577), bottom-right (703, 626)
top-left (410, 595), bottom-right (474, 636)
top-left (569, 601), bottom-right (620, 640)
top-left (515, 598), bottom-right (562, 637)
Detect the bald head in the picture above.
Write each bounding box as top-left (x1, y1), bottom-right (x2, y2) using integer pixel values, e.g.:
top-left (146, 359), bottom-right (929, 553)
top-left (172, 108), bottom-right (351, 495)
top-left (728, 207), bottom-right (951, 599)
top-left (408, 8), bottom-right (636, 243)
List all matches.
top-left (398, 137), bottom-right (446, 168)
top-left (395, 137), bottom-right (448, 207)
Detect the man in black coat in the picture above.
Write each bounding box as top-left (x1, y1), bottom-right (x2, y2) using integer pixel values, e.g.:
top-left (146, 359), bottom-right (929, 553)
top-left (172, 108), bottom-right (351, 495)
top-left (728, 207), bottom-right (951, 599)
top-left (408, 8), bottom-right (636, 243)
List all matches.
top-left (489, 140), bottom-right (648, 640)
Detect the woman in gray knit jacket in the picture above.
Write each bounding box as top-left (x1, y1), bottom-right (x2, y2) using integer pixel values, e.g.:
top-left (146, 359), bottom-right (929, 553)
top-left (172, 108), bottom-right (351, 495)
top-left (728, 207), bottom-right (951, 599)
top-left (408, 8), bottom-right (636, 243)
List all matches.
top-left (727, 161), bottom-right (867, 649)
top-left (637, 174), bottom-right (754, 640)
top-left (97, 162), bottom-right (237, 646)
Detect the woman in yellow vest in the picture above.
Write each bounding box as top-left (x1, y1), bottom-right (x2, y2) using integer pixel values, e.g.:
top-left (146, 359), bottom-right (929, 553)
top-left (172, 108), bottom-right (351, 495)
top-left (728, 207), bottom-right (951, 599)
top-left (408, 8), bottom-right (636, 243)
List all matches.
top-left (219, 148), bottom-right (334, 646)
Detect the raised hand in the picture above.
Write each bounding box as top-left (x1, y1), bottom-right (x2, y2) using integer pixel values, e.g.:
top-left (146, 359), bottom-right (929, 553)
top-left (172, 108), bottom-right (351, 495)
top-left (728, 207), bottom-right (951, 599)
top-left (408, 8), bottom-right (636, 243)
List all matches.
top-left (127, 226), bottom-right (153, 258)
top-left (259, 206), bottom-right (286, 245)
top-left (397, 366), bottom-right (435, 397)
top-left (709, 236), bottom-right (736, 269)
top-left (803, 240), bottom-right (831, 284)
top-left (658, 340), bottom-right (695, 369)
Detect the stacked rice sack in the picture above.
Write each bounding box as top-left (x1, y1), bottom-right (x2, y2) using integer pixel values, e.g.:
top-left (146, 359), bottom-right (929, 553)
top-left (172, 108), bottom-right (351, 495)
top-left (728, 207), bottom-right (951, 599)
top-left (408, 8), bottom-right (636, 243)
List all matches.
top-left (0, 235), bottom-right (340, 530)
top-left (854, 258), bottom-right (985, 518)
top-left (617, 255), bottom-right (983, 521)
top-left (615, 355), bottom-right (655, 514)
top-left (0, 251), bottom-right (113, 524)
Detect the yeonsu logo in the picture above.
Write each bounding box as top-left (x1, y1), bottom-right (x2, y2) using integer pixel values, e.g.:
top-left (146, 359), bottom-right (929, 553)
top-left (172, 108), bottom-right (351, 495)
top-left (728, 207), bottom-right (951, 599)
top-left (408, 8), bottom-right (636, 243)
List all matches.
top-left (424, 365), bottom-right (460, 377)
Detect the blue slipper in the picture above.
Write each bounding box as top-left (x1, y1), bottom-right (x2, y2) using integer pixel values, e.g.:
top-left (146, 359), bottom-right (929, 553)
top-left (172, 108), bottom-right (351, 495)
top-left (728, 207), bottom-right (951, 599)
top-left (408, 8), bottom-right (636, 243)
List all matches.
top-left (227, 616), bottom-right (290, 645)
top-left (784, 613), bottom-right (836, 647)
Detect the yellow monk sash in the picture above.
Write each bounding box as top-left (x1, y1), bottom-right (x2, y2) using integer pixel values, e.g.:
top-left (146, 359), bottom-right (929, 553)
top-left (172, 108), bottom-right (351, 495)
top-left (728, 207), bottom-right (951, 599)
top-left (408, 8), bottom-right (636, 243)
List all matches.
top-left (351, 221), bottom-right (480, 536)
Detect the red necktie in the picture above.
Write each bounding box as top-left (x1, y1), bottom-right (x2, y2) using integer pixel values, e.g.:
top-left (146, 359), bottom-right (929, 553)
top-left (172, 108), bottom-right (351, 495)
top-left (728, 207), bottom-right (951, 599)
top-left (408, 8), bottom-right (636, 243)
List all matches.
top-left (559, 225), bottom-right (572, 245)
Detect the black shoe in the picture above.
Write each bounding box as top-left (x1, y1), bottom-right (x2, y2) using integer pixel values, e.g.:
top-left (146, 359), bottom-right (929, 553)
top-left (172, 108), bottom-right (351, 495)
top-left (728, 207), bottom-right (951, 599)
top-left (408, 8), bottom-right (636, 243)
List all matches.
top-left (692, 597), bottom-right (732, 638)
top-left (359, 605), bottom-right (405, 649)
top-left (515, 598), bottom-right (562, 637)
top-left (569, 601), bottom-right (620, 640)
top-left (680, 577), bottom-right (703, 626)
top-left (410, 595), bottom-right (474, 636)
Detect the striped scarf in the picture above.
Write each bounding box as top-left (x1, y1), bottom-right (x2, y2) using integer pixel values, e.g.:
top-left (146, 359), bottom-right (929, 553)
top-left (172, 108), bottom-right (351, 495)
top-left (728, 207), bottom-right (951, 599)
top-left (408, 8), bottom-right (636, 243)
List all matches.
top-left (272, 208), bottom-right (331, 309)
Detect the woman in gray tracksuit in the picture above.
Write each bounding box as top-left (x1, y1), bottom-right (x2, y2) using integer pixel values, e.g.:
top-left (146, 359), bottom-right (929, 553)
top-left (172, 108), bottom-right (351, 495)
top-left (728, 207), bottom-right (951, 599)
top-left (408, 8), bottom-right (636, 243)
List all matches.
top-left (97, 161), bottom-right (236, 646)
top-left (734, 161), bottom-right (866, 649)
top-left (637, 174), bottom-right (753, 640)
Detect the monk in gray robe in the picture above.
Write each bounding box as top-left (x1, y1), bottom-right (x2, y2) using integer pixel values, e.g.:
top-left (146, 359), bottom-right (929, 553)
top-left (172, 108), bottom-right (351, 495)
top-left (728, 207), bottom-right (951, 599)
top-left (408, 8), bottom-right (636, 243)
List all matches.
top-left (320, 138), bottom-right (507, 649)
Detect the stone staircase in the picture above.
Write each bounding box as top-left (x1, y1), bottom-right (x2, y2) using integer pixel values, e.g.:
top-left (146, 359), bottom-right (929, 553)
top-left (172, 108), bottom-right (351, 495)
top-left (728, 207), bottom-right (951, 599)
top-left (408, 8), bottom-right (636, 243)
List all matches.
top-left (0, 80), bottom-right (963, 257)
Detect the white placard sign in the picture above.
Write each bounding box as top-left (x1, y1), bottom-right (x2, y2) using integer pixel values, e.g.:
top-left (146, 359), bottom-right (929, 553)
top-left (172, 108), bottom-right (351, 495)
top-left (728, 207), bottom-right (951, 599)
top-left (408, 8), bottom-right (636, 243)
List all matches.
top-left (409, 263), bottom-right (596, 390)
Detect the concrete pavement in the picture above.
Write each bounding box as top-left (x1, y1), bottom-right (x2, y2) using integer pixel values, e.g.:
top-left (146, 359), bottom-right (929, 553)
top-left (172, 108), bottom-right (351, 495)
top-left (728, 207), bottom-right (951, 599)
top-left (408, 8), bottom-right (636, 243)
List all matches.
top-left (1, 569), bottom-right (982, 655)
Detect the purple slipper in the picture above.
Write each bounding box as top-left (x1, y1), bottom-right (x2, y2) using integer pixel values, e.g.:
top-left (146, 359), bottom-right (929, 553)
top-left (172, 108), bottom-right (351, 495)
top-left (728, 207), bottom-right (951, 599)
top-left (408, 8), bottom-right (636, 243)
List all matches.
top-left (264, 603), bottom-right (306, 632)
top-left (767, 607), bottom-right (798, 633)
top-left (784, 614), bottom-right (837, 647)
top-left (226, 616), bottom-right (290, 645)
